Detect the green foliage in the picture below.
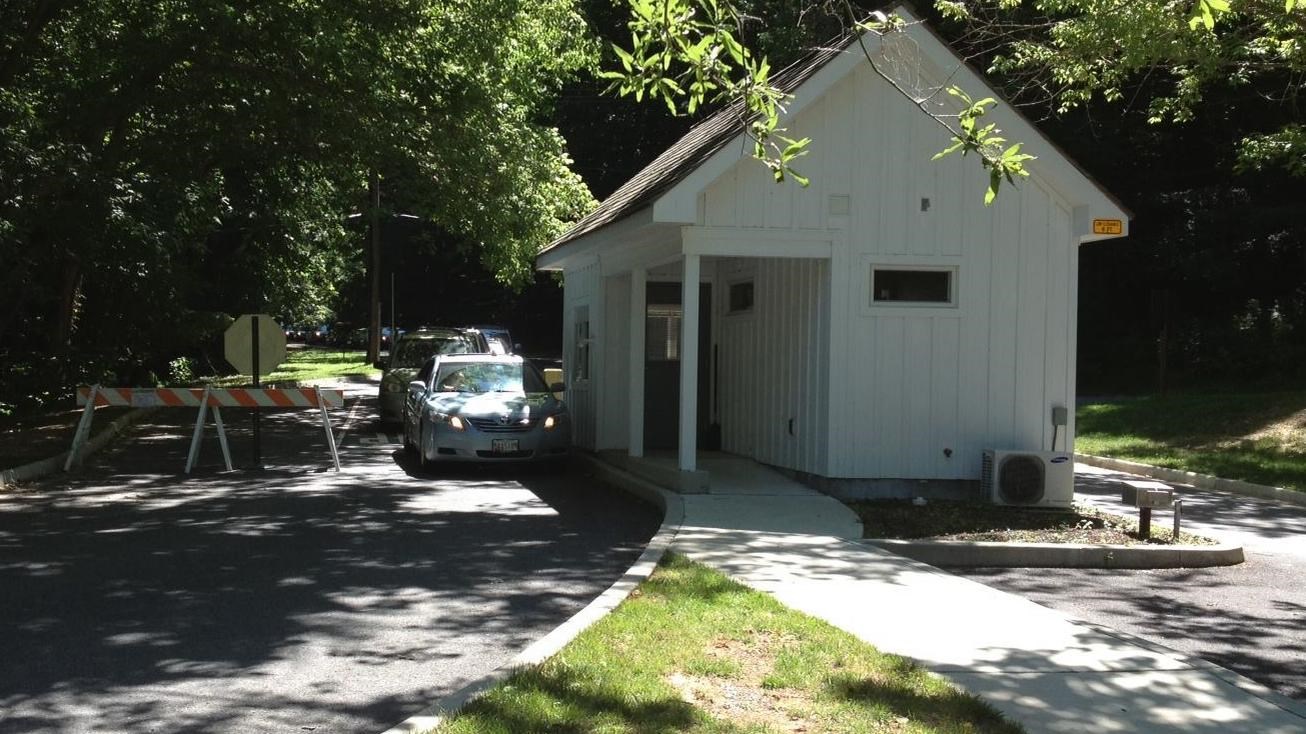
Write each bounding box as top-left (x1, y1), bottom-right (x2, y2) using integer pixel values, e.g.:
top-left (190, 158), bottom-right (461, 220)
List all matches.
top-left (167, 357), bottom-right (196, 386)
top-left (606, 0), bottom-right (1306, 204)
top-left (600, 0), bottom-right (812, 185)
top-left (932, 87), bottom-right (1036, 205)
top-left (603, 2), bottom-right (1035, 202)
top-left (0, 0), bottom-right (596, 412)
top-left (945, 0), bottom-right (1306, 174)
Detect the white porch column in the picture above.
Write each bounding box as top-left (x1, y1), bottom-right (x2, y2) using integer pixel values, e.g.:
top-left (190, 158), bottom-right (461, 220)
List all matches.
top-left (679, 254), bottom-right (700, 471)
top-left (628, 268), bottom-right (646, 458)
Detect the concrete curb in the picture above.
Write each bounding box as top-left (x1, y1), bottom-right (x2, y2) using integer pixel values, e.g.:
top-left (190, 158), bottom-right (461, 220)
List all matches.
top-left (380, 454), bottom-right (683, 734)
top-left (864, 538), bottom-right (1245, 568)
top-left (1076, 453), bottom-right (1306, 508)
top-left (0, 408), bottom-right (157, 489)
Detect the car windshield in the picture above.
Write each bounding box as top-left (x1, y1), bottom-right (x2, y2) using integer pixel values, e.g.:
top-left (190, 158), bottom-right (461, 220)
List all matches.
top-left (392, 335), bottom-right (477, 368)
top-left (433, 362), bottom-right (548, 394)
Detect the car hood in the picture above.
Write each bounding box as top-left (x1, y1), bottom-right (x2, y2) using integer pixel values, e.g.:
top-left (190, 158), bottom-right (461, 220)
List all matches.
top-left (429, 392), bottom-right (561, 417)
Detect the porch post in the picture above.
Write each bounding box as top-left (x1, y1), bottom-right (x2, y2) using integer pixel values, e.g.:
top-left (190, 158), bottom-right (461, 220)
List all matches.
top-left (628, 267), bottom-right (646, 458)
top-left (679, 254), bottom-right (700, 471)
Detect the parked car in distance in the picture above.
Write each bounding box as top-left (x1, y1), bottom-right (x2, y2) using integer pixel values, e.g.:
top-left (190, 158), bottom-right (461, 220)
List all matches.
top-left (465, 324), bottom-right (516, 354)
top-left (402, 354), bottom-right (569, 468)
top-left (376, 328), bottom-right (488, 424)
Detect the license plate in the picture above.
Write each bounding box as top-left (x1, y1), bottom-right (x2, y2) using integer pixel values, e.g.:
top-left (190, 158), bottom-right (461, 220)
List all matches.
top-left (491, 439), bottom-right (519, 453)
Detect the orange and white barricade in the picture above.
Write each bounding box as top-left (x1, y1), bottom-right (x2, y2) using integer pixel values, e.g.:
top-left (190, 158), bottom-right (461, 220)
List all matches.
top-left (72, 385), bottom-right (344, 472)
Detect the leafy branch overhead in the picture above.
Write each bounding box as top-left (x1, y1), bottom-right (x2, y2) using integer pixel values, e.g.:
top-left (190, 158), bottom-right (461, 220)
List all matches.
top-left (0, 0), bottom-right (598, 389)
top-left (601, 0), bottom-right (812, 185)
top-left (940, 0), bottom-right (1306, 175)
top-left (933, 88), bottom-right (1035, 205)
top-left (604, 1), bottom-right (1032, 203)
top-left (609, 0), bottom-right (1306, 203)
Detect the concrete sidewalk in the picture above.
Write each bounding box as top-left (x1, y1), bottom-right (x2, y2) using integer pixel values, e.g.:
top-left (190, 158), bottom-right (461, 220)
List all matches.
top-left (657, 459), bottom-right (1306, 733)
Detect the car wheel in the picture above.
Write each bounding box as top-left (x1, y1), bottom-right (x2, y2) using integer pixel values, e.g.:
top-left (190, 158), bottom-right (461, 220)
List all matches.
top-left (417, 425), bottom-right (432, 474)
top-left (401, 416), bottom-right (415, 454)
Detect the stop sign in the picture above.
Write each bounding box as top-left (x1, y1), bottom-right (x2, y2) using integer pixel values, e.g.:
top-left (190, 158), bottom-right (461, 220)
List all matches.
top-left (224, 314), bottom-right (287, 377)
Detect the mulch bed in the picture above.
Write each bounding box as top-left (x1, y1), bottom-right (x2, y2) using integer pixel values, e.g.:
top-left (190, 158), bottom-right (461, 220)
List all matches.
top-left (848, 499), bottom-right (1215, 546)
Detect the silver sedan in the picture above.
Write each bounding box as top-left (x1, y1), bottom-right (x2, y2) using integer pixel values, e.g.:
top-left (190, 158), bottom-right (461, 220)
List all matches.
top-left (402, 354), bottom-right (570, 469)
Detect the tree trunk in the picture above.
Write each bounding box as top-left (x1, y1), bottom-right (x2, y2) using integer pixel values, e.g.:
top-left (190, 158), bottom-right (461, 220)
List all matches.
top-left (53, 255), bottom-right (82, 355)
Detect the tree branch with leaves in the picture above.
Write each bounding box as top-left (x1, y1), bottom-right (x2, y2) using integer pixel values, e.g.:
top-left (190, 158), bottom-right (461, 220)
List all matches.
top-left (604, 0), bottom-right (1306, 201)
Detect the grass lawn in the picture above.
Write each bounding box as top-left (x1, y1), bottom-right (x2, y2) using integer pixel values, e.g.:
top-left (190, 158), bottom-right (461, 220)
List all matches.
top-left (206, 347), bottom-right (379, 387)
top-left (1076, 390), bottom-right (1306, 492)
top-left (438, 554), bottom-right (1020, 734)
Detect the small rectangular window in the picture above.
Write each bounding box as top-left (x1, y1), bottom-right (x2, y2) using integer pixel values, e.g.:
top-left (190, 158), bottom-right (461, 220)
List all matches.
top-left (728, 280), bottom-right (754, 314)
top-left (871, 267), bottom-right (955, 305)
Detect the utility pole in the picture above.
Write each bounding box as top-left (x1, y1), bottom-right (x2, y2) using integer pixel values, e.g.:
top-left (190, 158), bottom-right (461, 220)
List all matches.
top-left (367, 170), bottom-right (382, 364)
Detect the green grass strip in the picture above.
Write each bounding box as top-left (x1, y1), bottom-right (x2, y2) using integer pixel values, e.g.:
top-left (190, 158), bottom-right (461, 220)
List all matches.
top-left (205, 347), bottom-right (379, 387)
top-left (438, 553), bottom-right (1020, 734)
top-left (1077, 391), bottom-right (1306, 492)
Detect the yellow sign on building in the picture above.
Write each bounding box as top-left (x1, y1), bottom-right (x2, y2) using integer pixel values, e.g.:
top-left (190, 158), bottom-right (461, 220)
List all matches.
top-left (1092, 219), bottom-right (1124, 235)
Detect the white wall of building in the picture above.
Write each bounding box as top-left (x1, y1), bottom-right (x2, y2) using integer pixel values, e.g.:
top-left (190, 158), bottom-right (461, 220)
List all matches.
top-left (600, 274), bottom-right (631, 451)
top-left (715, 257), bottom-right (831, 475)
top-left (696, 64), bottom-right (1079, 480)
top-left (562, 260), bottom-right (601, 450)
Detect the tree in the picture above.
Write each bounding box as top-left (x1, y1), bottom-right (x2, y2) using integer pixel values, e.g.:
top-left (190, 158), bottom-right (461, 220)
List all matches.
top-left (602, 0), bottom-right (1306, 199)
top-left (0, 0), bottom-right (597, 410)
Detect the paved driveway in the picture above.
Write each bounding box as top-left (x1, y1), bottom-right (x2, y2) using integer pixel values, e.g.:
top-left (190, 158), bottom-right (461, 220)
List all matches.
top-left (0, 386), bottom-right (660, 733)
top-left (955, 466), bottom-right (1306, 702)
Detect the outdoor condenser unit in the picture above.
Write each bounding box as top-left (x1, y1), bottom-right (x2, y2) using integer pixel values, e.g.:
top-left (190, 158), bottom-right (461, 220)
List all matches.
top-left (980, 450), bottom-right (1074, 508)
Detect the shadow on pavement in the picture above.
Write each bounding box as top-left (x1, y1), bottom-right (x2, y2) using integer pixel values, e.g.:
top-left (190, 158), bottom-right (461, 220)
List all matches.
top-left (0, 405), bottom-right (660, 733)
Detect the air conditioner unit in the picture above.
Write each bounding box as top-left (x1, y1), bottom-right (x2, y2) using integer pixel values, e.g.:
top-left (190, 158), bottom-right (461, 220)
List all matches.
top-left (981, 449), bottom-right (1074, 508)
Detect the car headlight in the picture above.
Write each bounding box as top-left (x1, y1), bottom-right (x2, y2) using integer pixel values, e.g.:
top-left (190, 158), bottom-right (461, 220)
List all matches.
top-left (448, 415), bottom-right (466, 431)
top-left (543, 415), bottom-right (556, 430)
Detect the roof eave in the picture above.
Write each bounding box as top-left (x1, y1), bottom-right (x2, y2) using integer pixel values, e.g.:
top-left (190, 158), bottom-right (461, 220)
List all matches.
top-left (536, 206), bottom-right (656, 271)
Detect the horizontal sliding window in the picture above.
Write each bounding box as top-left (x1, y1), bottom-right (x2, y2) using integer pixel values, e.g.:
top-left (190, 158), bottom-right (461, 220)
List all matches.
top-left (871, 266), bottom-right (956, 306)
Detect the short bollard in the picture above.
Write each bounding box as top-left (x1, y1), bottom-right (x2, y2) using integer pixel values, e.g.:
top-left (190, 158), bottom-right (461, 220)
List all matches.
top-left (1121, 479), bottom-right (1176, 541)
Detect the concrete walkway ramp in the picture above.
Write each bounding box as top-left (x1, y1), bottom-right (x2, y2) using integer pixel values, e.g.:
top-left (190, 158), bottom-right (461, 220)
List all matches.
top-left (638, 455), bottom-right (1306, 733)
top-left (679, 454), bottom-right (864, 538)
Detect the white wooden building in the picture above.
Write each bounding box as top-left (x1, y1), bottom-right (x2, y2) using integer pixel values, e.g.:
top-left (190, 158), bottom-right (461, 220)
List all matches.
top-left (536, 6), bottom-right (1129, 493)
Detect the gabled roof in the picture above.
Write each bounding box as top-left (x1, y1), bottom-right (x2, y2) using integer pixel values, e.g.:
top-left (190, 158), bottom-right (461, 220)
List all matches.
top-left (539, 5), bottom-right (1129, 265)
top-left (537, 39), bottom-right (850, 257)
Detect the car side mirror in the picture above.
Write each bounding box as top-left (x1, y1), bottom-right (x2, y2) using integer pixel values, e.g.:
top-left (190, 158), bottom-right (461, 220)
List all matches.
top-left (409, 379), bottom-right (426, 394)
top-left (549, 382), bottom-right (565, 393)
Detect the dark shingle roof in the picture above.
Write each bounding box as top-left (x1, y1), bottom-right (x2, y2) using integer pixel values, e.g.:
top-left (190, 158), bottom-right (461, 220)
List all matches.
top-left (537, 38), bottom-right (851, 260)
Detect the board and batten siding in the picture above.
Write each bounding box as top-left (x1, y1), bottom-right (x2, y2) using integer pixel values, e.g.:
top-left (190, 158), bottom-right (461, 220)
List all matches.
top-left (599, 274), bottom-right (631, 451)
top-left (562, 260), bottom-right (600, 450)
top-left (716, 257), bottom-right (830, 476)
top-left (701, 63), bottom-right (1079, 481)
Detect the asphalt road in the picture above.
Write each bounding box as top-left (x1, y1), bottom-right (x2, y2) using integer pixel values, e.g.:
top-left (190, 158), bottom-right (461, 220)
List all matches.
top-left (0, 383), bottom-right (661, 733)
top-left (954, 467), bottom-right (1306, 703)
